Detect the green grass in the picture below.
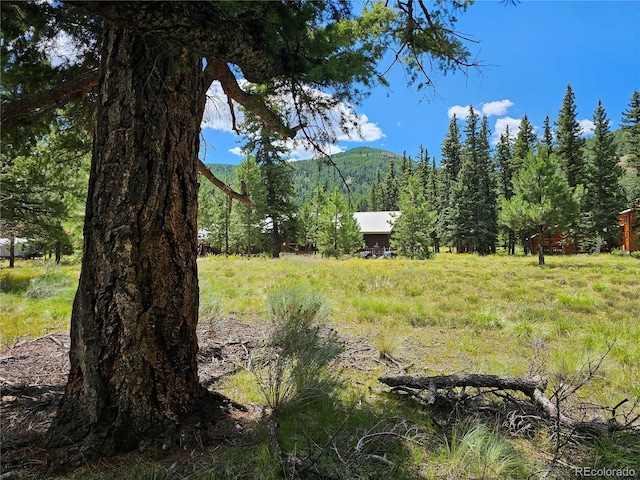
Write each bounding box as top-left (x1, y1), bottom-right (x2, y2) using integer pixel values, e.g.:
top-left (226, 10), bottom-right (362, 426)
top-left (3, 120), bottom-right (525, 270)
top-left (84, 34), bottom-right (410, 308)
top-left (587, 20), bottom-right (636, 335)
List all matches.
top-left (0, 260), bottom-right (79, 344)
top-left (4, 252), bottom-right (640, 478)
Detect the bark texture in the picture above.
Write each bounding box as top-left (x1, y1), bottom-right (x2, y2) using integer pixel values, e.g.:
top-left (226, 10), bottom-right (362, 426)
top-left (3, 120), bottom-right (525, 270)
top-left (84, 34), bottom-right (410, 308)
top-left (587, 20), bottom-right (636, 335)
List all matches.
top-left (46, 26), bottom-right (208, 453)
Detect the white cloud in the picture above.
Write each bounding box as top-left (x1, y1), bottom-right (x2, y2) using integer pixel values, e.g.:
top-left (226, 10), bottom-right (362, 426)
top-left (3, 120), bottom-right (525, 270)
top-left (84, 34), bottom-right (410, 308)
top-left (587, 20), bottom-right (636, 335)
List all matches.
top-left (229, 147), bottom-right (244, 157)
top-left (579, 119), bottom-right (595, 136)
top-left (336, 113), bottom-right (384, 142)
top-left (286, 142), bottom-right (345, 161)
top-left (448, 99), bottom-right (515, 121)
top-left (481, 99), bottom-right (514, 117)
top-left (492, 117), bottom-right (523, 145)
top-left (447, 105), bottom-right (471, 120)
top-left (201, 82), bottom-right (384, 155)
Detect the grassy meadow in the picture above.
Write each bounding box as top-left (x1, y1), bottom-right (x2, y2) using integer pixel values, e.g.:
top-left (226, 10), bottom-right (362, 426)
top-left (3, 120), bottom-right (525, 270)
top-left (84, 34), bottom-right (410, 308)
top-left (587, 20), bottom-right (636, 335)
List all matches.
top-left (197, 253), bottom-right (640, 405)
top-left (2, 253), bottom-right (639, 478)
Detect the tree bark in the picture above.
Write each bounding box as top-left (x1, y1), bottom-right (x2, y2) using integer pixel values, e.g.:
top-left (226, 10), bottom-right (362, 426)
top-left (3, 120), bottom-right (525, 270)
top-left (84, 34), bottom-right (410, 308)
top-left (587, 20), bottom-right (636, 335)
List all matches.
top-left (9, 234), bottom-right (15, 269)
top-left (538, 225), bottom-right (545, 266)
top-left (46, 26), bottom-right (209, 454)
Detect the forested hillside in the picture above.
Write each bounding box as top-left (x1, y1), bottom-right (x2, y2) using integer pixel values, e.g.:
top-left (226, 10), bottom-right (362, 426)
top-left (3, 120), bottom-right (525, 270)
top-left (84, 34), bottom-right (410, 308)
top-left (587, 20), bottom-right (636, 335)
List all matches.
top-left (205, 129), bottom-right (632, 210)
top-left (291, 147), bottom-right (406, 205)
top-left (205, 146), bottom-right (405, 206)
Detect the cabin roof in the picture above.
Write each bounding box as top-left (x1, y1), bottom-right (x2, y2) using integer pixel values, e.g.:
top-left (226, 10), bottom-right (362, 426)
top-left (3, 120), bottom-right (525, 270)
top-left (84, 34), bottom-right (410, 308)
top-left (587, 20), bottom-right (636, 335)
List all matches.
top-left (353, 211), bottom-right (399, 234)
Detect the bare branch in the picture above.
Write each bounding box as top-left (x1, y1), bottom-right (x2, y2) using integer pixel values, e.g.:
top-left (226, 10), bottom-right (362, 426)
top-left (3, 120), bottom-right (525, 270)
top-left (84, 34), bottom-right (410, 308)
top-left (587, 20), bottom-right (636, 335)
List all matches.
top-left (197, 160), bottom-right (254, 208)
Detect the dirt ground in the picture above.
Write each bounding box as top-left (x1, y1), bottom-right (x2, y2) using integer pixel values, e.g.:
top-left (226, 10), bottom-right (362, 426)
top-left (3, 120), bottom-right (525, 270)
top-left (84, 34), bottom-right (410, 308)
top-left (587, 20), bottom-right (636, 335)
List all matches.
top-left (0, 315), bottom-right (385, 478)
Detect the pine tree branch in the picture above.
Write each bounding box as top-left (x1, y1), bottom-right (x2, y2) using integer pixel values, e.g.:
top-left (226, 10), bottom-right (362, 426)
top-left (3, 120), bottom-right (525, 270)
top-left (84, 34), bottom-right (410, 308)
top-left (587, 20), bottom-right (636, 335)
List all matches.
top-left (1, 69), bottom-right (99, 128)
top-left (206, 61), bottom-right (302, 139)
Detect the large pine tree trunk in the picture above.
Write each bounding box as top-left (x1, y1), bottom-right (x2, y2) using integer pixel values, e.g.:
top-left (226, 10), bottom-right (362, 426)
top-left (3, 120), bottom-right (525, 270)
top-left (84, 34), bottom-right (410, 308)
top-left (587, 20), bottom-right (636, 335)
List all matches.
top-left (47, 26), bottom-right (209, 454)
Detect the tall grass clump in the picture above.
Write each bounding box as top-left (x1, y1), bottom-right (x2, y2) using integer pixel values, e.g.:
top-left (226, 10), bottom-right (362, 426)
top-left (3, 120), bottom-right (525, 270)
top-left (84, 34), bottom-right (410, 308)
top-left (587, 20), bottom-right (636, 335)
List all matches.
top-left (435, 422), bottom-right (526, 479)
top-left (198, 280), bottom-right (224, 326)
top-left (251, 286), bottom-right (344, 413)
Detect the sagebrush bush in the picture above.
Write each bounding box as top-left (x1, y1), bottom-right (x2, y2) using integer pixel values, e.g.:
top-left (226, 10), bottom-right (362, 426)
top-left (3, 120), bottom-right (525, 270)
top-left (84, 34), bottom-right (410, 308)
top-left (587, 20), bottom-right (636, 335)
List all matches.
top-left (24, 264), bottom-right (72, 299)
top-left (251, 286), bottom-right (343, 413)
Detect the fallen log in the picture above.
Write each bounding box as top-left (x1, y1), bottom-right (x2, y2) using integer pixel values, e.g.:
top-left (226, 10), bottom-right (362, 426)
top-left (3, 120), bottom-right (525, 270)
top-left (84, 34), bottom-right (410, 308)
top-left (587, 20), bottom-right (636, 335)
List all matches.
top-left (379, 373), bottom-right (614, 433)
top-left (379, 373), bottom-right (547, 398)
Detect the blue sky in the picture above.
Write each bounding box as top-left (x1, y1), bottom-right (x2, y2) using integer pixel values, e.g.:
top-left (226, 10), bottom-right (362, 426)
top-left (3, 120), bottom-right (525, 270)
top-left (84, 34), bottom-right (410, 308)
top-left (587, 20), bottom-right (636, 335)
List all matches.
top-left (200, 1), bottom-right (640, 166)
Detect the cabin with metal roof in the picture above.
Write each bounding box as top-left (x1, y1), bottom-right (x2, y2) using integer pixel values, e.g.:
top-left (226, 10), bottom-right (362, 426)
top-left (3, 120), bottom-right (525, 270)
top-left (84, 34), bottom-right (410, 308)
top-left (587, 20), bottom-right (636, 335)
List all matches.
top-left (353, 211), bottom-right (399, 256)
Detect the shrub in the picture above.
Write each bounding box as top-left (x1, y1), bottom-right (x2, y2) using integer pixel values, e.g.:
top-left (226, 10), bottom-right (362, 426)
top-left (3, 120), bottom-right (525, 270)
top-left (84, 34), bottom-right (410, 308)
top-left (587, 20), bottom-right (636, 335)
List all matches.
top-left (24, 263), bottom-right (72, 299)
top-left (251, 286), bottom-right (343, 413)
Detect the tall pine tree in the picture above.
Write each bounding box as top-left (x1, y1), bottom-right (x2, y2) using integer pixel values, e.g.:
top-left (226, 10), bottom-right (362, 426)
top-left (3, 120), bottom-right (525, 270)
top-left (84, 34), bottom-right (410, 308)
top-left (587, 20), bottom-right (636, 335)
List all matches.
top-left (541, 115), bottom-right (554, 151)
top-left (451, 109), bottom-right (497, 254)
top-left (555, 84), bottom-right (586, 251)
top-left (494, 126), bottom-right (516, 253)
top-left (229, 155), bottom-right (267, 255)
top-left (583, 101), bottom-right (626, 251)
top-left (240, 109), bottom-right (297, 258)
top-left (437, 114), bottom-right (462, 250)
top-left (555, 85), bottom-right (586, 189)
top-left (621, 90), bottom-right (640, 176)
top-left (382, 158), bottom-right (399, 210)
top-left (512, 115), bottom-right (537, 173)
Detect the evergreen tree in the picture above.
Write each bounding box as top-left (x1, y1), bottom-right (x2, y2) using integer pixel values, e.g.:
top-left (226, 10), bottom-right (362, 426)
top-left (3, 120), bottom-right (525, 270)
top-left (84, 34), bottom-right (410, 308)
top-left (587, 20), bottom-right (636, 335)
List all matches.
top-left (620, 91), bottom-right (640, 204)
top-left (297, 184), bottom-right (327, 252)
top-left (416, 147), bottom-right (440, 251)
top-left (1, 119), bottom-right (90, 265)
top-left (355, 196), bottom-right (369, 212)
top-left (555, 85), bottom-right (586, 188)
top-left (541, 115), bottom-right (554, 151)
top-left (583, 101), bottom-right (626, 251)
top-left (429, 157), bottom-right (443, 252)
top-left (399, 151), bottom-right (413, 190)
top-left (197, 177), bottom-right (233, 255)
top-left (368, 169), bottom-right (383, 212)
top-left (382, 158), bottom-right (399, 210)
top-left (621, 90), bottom-right (640, 176)
top-left (437, 114), bottom-right (462, 250)
top-left (424, 157), bottom-right (439, 212)
top-left (317, 188), bottom-right (362, 257)
top-left (240, 109), bottom-right (298, 258)
top-left (390, 175), bottom-right (435, 259)
top-left (500, 145), bottom-right (584, 266)
top-left (337, 208), bottom-right (363, 255)
top-left (442, 115), bottom-right (464, 179)
top-left (495, 127), bottom-right (514, 200)
top-left (417, 146), bottom-right (431, 195)
top-left (478, 115), bottom-right (498, 253)
top-left (229, 155), bottom-right (267, 255)
top-left (555, 84), bottom-right (587, 250)
top-left (451, 109), bottom-right (497, 254)
top-left (494, 127), bottom-right (516, 253)
top-left (512, 114), bottom-right (537, 173)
